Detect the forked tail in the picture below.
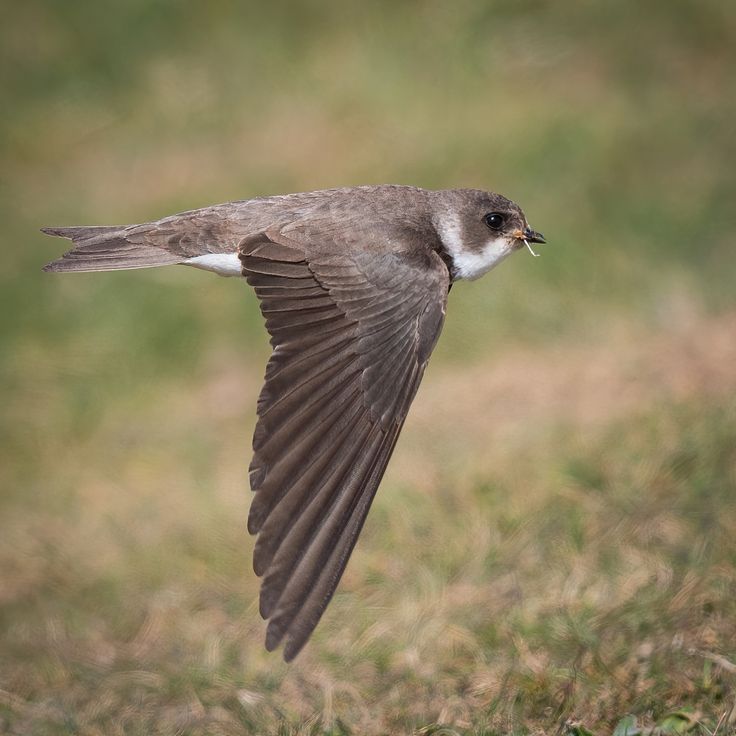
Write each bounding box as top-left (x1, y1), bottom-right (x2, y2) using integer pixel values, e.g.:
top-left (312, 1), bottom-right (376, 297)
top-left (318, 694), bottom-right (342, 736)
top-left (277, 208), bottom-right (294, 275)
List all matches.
top-left (41, 225), bottom-right (182, 272)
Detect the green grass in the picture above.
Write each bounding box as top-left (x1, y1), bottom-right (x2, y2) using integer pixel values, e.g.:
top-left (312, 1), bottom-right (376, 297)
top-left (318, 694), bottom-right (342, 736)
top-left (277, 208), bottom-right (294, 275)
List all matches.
top-left (1, 1), bottom-right (735, 734)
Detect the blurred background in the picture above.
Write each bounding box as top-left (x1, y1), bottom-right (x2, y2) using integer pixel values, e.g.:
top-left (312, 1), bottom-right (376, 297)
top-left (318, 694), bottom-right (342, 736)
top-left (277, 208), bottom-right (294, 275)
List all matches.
top-left (1, 1), bottom-right (735, 734)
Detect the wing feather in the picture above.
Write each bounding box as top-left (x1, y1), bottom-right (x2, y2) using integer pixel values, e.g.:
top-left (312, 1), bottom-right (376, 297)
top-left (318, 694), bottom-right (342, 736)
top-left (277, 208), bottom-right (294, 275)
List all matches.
top-left (247, 364), bottom-right (360, 497)
top-left (252, 394), bottom-right (368, 574)
top-left (240, 235), bottom-right (449, 660)
top-left (252, 402), bottom-right (371, 575)
top-left (259, 416), bottom-right (378, 621)
top-left (248, 369), bottom-right (363, 512)
top-left (262, 422), bottom-right (388, 635)
top-left (280, 426), bottom-right (403, 661)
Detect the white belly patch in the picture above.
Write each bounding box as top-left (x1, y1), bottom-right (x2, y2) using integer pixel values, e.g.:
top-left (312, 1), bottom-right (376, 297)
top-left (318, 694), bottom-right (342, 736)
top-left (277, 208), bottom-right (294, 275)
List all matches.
top-left (183, 253), bottom-right (243, 277)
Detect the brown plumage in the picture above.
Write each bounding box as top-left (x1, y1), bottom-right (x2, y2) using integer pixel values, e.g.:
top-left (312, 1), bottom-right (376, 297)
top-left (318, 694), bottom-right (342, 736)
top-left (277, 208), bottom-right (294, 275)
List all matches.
top-left (42, 185), bottom-right (545, 660)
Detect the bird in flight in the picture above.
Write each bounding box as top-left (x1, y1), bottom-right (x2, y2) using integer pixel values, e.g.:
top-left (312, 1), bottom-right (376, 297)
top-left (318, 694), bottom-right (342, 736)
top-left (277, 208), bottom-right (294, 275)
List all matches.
top-left (42, 185), bottom-right (546, 661)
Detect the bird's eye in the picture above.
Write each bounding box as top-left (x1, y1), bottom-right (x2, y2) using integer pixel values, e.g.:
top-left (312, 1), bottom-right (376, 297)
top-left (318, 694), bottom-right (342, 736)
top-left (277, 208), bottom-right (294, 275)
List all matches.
top-left (484, 212), bottom-right (505, 231)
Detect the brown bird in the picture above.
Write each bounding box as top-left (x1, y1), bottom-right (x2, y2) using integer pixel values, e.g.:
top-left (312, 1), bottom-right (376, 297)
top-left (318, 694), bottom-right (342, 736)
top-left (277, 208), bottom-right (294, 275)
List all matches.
top-left (42, 185), bottom-right (546, 661)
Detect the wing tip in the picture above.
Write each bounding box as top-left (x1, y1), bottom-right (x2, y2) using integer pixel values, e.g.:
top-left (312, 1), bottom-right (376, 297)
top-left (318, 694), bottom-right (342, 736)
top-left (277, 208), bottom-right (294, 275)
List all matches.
top-left (264, 622), bottom-right (283, 652)
top-left (262, 626), bottom-right (303, 663)
top-left (282, 637), bottom-right (305, 663)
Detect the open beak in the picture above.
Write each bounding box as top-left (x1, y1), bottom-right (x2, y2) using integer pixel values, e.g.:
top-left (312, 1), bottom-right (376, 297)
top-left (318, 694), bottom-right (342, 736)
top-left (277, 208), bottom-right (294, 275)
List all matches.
top-left (523, 227), bottom-right (546, 244)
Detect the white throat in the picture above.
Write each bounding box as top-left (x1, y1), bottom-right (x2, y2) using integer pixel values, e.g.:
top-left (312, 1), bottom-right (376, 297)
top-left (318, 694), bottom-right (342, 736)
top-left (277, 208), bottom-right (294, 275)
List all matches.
top-left (435, 211), bottom-right (515, 281)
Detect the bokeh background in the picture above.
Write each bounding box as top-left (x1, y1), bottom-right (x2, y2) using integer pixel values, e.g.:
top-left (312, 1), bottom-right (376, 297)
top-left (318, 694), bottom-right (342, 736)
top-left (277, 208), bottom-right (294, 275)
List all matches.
top-left (1, 1), bottom-right (735, 734)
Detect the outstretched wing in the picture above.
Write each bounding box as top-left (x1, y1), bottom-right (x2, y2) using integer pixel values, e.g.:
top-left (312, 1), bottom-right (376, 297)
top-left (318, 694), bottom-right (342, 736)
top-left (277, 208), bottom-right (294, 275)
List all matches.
top-left (240, 232), bottom-right (449, 661)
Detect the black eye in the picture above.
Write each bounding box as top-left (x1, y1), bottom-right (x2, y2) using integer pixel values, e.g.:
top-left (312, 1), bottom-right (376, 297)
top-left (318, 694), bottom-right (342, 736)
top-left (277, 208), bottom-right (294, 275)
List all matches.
top-left (484, 212), bottom-right (505, 231)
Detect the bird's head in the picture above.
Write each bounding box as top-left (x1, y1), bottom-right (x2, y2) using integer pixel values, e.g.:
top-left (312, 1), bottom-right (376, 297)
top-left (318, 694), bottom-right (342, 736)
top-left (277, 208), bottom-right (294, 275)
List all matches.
top-left (433, 189), bottom-right (546, 280)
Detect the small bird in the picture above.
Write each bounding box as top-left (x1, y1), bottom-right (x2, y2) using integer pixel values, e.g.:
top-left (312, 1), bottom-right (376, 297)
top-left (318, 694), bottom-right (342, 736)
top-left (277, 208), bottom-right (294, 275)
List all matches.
top-left (42, 185), bottom-right (545, 661)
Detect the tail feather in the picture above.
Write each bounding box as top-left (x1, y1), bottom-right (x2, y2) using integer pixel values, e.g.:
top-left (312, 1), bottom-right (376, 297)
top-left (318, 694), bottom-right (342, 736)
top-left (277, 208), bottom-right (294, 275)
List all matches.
top-left (41, 225), bottom-right (182, 273)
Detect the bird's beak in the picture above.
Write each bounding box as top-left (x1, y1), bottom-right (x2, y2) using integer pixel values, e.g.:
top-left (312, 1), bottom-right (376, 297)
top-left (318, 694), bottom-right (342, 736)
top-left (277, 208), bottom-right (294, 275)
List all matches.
top-left (523, 227), bottom-right (546, 244)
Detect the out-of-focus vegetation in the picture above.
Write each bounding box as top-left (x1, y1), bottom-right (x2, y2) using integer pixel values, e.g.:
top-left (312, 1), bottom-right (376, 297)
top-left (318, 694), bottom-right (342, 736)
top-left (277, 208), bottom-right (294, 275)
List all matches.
top-left (1, 1), bottom-right (735, 734)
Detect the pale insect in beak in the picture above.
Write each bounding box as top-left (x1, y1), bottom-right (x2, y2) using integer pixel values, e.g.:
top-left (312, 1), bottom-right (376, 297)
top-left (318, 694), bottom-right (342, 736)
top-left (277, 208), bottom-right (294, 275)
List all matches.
top-left (515, 227), bottom-right (546, 257)
top-left (524, 239), bottom-right (541, 257)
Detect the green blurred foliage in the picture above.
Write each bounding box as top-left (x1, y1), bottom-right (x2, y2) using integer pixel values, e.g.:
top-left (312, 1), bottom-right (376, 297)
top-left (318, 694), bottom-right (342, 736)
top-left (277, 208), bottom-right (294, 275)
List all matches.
top-left (2, 1), bottom-right (735, 360)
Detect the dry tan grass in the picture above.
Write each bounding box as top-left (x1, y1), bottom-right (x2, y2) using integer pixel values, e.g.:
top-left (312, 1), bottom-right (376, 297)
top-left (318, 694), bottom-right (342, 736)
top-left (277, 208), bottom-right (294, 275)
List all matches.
top-left (2, 306), bottom-right (735, 734)
top-left (397, 308), bottom-right (736, 489)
